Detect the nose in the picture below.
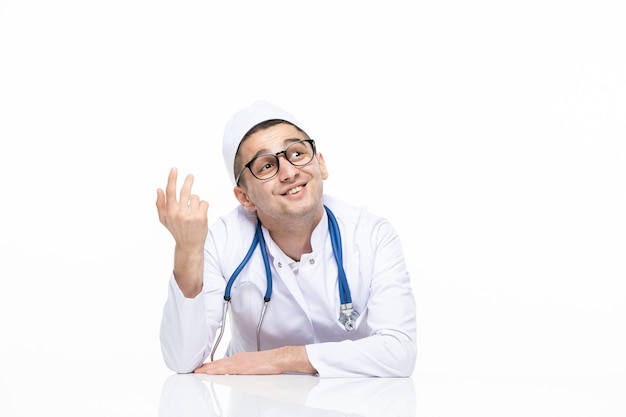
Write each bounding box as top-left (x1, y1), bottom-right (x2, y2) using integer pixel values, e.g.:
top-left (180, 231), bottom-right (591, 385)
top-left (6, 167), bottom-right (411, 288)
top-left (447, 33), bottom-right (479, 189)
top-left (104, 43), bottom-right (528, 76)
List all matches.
top-left (276, 153), bottom-right (299, 180)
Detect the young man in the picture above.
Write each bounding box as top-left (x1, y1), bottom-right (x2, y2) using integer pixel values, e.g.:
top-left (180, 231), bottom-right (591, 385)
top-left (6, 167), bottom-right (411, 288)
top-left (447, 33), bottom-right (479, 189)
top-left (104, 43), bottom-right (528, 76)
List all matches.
top-left (156, 101), bottom-right (416, 377)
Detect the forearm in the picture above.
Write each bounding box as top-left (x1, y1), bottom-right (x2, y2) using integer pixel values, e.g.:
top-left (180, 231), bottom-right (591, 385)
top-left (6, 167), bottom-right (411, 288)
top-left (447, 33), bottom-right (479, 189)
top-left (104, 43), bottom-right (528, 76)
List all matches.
top-left (173, 244), bottom-right (204, 298)
top-left (193, 345), bottom-right (318, 375)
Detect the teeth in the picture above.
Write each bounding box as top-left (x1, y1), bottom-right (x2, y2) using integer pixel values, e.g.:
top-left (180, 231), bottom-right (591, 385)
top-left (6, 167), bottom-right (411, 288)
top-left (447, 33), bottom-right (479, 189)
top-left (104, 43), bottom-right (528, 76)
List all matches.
top-left (287, 186), bottom-right (302, 195)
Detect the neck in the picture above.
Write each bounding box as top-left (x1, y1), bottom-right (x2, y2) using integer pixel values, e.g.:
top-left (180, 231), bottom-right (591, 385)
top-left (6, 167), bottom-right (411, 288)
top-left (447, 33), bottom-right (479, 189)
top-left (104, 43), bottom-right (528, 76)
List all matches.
top-left (259, 206), bottom-right (324, 261)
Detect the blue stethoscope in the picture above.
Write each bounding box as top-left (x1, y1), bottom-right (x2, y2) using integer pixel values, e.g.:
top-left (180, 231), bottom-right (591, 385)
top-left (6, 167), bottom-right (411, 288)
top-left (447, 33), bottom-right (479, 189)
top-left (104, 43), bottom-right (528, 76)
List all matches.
top-left (210, 205), bottom-right (358, 361)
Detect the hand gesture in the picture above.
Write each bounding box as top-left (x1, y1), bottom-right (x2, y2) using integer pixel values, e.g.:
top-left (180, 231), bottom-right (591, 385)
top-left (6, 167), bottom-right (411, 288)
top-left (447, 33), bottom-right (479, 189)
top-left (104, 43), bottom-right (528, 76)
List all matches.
top-left (156, 168), bottom-right (209, 297)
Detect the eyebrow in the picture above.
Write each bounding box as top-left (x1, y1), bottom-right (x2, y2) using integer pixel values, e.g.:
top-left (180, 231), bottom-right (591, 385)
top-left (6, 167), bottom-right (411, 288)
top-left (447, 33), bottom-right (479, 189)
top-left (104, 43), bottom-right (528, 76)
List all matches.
top-left (249, 138), bottom-right (307, 159)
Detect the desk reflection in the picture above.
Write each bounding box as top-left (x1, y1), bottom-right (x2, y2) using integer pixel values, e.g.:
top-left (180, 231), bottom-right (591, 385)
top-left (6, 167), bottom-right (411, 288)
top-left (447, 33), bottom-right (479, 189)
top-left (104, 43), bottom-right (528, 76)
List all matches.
top-left (159, 373), bottom-right (416, 417)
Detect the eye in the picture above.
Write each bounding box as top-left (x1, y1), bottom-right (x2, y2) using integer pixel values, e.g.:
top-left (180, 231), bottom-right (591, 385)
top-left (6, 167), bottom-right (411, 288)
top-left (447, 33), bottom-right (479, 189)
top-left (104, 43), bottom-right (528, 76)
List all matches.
top-left (287, 142), bottom-right (310, 162)
top-left (259, 162), bottom-right (274, 172)
top-left (251, 155), bottom-right (277, 176)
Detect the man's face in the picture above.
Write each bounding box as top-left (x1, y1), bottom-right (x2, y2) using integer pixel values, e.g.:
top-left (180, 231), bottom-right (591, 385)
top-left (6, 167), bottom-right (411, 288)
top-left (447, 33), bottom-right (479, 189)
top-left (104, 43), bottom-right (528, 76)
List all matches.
top-left (233, 123), bottom-right (328, 225)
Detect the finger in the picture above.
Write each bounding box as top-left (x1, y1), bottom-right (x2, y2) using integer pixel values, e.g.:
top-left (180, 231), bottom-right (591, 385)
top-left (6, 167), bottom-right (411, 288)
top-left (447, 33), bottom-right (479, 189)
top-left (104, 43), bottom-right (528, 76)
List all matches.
top-left (188, 194), bottom-right (200, 208)
top-left (179, 173), bottom-right (195, 206)
top-left (198, 199), bottom-right (209, 214)
top-left (188, 198), bottom-right (210, 218)
top-left (165, 167), bottom-right (179, 207)
top-left (156, 188), bottom-right (167, 225)
top-left (193, 362), bottom-right (217, 374)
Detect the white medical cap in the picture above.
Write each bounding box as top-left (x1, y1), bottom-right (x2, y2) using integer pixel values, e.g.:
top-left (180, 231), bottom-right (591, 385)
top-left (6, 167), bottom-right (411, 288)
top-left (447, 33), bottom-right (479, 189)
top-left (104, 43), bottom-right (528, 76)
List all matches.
top-left (222, 100), bottom-right (304, 185)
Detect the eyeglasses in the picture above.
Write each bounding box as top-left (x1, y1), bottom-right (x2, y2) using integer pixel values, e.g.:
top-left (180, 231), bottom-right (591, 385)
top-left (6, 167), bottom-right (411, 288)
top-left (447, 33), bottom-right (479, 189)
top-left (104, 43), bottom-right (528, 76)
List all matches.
top-left (235, 139), bottom-right (316, 184)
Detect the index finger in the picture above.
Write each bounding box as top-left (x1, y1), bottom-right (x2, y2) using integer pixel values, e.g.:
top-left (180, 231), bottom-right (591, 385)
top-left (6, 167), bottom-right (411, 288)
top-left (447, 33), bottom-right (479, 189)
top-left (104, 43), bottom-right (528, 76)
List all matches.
top-left (165, 167), bottom-right (179, 205)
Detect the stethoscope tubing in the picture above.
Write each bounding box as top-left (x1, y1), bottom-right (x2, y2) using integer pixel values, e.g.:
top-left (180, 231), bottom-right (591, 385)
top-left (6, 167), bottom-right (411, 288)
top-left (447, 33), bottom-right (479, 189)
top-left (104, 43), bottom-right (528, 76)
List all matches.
top-left (209, 205), bottom-right (356, 361)
top-left (325, 206), bottom-right (351, 305)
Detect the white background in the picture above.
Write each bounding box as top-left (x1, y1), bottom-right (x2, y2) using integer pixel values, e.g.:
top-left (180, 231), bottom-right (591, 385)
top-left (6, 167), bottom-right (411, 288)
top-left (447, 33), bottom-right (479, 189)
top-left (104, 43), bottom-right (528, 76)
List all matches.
top-left (1, 0), bottom-right (625, 415)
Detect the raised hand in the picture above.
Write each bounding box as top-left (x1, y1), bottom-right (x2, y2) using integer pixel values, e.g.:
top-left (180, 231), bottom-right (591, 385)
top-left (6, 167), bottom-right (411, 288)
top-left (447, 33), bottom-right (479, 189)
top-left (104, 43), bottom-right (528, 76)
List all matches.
top-left (156, 167), bottom-right (209, 297)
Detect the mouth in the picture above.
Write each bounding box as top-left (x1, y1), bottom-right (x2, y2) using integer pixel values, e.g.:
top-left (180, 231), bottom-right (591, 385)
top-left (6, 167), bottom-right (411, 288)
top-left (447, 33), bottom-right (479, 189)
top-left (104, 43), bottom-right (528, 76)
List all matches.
top-left (282, 184), bottom-right (304, 196)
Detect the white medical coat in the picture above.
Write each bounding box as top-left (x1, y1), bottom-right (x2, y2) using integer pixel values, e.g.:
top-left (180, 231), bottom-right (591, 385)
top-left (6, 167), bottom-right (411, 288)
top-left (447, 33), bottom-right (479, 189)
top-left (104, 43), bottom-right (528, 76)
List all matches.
top-left (160, 195), bottom-right (417, 377)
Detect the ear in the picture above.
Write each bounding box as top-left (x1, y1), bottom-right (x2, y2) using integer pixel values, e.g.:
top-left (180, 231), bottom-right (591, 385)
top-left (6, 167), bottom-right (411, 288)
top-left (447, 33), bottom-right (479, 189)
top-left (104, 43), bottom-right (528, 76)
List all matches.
top-left (317, 152), bottom-right (329, 180)
top-left (233, 186), bottom-right (256, 211)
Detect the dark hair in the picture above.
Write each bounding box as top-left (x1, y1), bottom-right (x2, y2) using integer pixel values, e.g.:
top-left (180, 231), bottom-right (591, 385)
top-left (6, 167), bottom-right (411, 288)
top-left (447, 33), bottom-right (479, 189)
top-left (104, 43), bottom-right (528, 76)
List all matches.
top-left (233, 119), bottom-right (309, 184)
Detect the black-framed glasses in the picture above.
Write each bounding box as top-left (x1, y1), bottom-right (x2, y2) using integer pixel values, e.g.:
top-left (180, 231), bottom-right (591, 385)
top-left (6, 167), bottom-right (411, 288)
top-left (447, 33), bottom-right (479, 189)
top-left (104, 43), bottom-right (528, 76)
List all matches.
top-left (235, 139), bottom-right (316, 184)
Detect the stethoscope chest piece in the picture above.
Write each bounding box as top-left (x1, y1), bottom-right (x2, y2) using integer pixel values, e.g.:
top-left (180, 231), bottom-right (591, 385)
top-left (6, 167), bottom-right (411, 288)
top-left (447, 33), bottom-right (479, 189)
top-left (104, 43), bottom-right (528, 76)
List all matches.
top-left (339, 302), bottom-right (359, 332)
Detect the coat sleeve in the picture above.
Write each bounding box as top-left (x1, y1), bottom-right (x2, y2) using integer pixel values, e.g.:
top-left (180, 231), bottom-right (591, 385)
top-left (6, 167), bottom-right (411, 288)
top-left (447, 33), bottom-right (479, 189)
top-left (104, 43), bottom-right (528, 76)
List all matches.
top-left (159, 274), bottom-right (223, 373)
top-left (159, 224), bottom-right (230, 373)
top-left (305, 218), bottom-right (417, 377)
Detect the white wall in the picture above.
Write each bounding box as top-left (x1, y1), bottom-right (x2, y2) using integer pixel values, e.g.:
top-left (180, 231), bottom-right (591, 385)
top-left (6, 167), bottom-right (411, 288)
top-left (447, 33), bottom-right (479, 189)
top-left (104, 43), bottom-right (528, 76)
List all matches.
top-left (1, 0), bottom-right (624, 391)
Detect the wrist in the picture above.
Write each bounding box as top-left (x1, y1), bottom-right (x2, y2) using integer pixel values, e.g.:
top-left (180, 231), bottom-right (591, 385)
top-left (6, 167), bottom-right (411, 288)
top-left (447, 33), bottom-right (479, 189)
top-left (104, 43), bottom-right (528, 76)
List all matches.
top-left (173, 245), bottom-right (204, 298)
top-left (278, 346), bottom-right (316, 375)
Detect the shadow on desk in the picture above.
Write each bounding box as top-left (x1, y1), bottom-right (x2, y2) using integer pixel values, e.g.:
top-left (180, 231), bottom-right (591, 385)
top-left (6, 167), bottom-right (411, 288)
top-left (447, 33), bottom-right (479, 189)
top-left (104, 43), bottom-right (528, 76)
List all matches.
top-left (159, 373), bottom-right (416, 416)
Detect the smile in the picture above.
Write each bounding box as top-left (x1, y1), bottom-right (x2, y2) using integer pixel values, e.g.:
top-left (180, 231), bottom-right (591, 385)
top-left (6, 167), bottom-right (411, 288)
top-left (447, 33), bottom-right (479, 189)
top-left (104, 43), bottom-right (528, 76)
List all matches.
top-left (286, 185), bottom-right (303, 195)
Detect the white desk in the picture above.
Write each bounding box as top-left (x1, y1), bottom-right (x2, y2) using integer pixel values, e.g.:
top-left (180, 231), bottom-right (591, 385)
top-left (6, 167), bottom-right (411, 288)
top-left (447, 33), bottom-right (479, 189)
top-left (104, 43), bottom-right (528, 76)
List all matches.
top-left (157, 373), bottom-right (626, 417)
top-left (1, 359), bottom-right (624, 415)
top-left (159, 373), bottom-right (416, 416)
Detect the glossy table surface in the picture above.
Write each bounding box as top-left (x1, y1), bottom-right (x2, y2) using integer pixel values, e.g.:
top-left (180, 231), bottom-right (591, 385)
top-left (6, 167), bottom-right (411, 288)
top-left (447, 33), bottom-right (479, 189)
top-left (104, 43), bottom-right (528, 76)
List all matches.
top-left (2, 361), bottom-right (624, 416)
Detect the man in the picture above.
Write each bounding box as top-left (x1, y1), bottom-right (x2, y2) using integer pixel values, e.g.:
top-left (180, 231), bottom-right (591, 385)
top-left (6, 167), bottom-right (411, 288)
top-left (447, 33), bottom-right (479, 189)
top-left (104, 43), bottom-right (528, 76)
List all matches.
top-left (156, 101), bottom-right (416, 377)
